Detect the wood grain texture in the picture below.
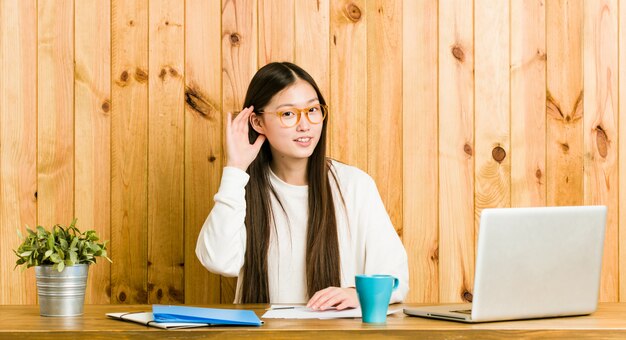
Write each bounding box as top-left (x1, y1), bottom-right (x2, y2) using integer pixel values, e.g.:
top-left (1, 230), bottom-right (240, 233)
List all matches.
top-left (295, 0), bottom-right (330, 102)
top-left (74, 0), bottom-right (111, 304)
top-left (617, 1), bottom-right (626, 302)
top-left (147, 0), bottom-right (185, 304)
top-left (511, 0), bottom-right (546, 208)
top-left (546, 0), bottom-right (584, 207)
top-left (0, 0), bottom-right (37, 305)
top-left (37, 0), bottom-right (74, 228)
top-left (4, 304), bottom-right (626, 339)
top-left (402, 0), bottom-right (438, 303)
top-left (110, 0), bottom-right (149, 304)
top-left (438, 0), bottom-right (475, 303)
top-left (259, 0), bottom-right (294, 65)
top-left (222, 0), bottom-right (257, 113)
top-left (583, 0), bottom-right (618, 302)
top-left (3, 0), bottom-right (626, 306)
top-left (221, 0), bottom-right (257, 303)
top-left (184, 0), bottom-right (223, 305)
top-left (367, 0), bottom-right (403, 236)
top-left (474, 0), bottom-right (510, 230)
top-left (329, 0), bottom-right (367, 169)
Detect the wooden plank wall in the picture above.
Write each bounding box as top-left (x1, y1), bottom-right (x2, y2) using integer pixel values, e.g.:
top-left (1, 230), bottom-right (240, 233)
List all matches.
top-left (75, 0), bottom-right (111, 304)
top-left (2, 0), bottom-right (626, 305)
top-left (110, 0), bottom-right (149, 304)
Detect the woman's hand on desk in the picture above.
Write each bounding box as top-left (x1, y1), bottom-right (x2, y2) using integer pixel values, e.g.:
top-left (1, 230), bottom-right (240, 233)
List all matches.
top-left (306, 287), bottom-right (358, 311)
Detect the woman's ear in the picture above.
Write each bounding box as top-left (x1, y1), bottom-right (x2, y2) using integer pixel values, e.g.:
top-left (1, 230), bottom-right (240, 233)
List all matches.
top-left (250, 113), bottom-right (265, 134)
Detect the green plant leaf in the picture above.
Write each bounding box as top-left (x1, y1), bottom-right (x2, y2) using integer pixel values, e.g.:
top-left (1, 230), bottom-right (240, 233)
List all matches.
top-left (69, 237), bottom-right (78, 250)
top-left (13, 219), bottom-right (112, 271)
top-left (47, 232), bottom-right (54, 250)
top-left (49, 253), bottom-right (61, 263)
top-left (69, 250), bottom-right (77, 264)
top-left (59, 238), bottom-right (68, 250)
top-left (101, 250), bottom-right (112, 263)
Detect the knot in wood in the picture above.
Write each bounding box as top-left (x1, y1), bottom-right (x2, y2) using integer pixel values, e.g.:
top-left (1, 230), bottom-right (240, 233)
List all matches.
top-left (134, 68), bottom-right (148, 83)
top-left (463, 143), bottom-right (473, 156)
top-left (492, 146), bottom-right (506, 163)
top-left (230, 33), bottom-right (241, 45)
top-left (430, 247), bottom-right (439, 262)
top-left (452, 45), bottom-right (465, 62)
top-left (345, 3), bottom-right (362, 22)
top-left (101, 100), bottom-right (110, 113)
top-left (596, 126), bottom-right (608, 158)
top-left (120, 70), bottom-right (129, 82)
top-left (185, 85), bottom-right (213, 117)
top-left (463, 291), bottom-right (473, 302)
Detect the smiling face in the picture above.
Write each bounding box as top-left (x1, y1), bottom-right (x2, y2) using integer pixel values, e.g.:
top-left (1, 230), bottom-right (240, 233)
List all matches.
top-left (250, 78), bottom-right (324, 165)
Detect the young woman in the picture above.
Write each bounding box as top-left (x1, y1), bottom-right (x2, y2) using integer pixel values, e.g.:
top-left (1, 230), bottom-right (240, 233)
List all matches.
top-left (196, 62), bottom-right (408, 310)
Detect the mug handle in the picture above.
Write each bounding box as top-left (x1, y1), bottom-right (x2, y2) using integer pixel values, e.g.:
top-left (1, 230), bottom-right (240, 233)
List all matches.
top-left (392, 277), bottom-right (399, 291)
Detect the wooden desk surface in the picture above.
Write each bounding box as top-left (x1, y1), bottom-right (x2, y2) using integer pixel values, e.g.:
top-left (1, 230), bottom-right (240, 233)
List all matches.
top-left (1, 303), bottom-right (626, 339)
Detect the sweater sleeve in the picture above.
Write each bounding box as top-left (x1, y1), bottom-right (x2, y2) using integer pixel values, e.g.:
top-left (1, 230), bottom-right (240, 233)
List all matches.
top-left (359, 175), bottom-right (410, 303)
top-left (195, 167), bottom-right (249, 277)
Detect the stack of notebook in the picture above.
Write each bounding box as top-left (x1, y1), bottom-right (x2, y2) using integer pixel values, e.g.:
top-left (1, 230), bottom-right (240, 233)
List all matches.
top-left (107, 305), bottom-right (263, 330)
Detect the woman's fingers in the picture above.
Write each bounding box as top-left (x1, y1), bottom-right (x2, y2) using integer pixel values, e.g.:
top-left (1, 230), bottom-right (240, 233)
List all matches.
top-left (226, 111), bottom-right (233, 132)
top-left (316, 291), bottom-right (344, 310)
top-left (307, 287), bottom-right (343, 310)
top-left (307, 287), bottom-right (359, 311)
top-left (335, 300), bottom-right (355, 311)
top-left (306, 287), bottom-right (330, 309)
top-left (252, 134), bottom-right (266, 151)
top-left (233, 105), bottom-right (253, 125)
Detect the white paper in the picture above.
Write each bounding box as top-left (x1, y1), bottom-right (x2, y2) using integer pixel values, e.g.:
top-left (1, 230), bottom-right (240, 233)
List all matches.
top-left (106, 312), bottom-right (210, 329)
top-left (261, 305), bottom-right (401, 319)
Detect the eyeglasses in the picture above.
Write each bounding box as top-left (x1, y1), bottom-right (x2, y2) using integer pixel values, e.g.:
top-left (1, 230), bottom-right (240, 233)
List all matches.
top-left (259, 104), bottom-right (328, 128)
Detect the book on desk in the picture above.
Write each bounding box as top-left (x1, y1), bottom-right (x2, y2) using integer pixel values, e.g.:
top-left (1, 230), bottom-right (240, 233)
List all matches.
top-left (107, 305), bottom-right (263, 329)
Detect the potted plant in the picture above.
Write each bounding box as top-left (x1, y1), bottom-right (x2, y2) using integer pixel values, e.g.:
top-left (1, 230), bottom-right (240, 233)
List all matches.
top-left (14, 219), bottom-right (111, 316)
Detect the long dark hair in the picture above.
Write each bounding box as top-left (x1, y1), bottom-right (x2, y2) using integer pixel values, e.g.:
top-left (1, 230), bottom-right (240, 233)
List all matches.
top-left (240, 62), bottom-right (340, 303)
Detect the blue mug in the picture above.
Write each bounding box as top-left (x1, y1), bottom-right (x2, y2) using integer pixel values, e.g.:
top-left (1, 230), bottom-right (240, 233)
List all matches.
top-left (355, 274), bottom-right (399, 323)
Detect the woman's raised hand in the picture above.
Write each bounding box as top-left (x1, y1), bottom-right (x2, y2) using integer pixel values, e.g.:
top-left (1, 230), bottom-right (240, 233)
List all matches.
top-left (226, 106), bottom-right (266, 171)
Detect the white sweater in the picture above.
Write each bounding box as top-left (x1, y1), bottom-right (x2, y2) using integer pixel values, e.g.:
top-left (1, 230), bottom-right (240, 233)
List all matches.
top-left (195, 160), bottom-right (409, 304)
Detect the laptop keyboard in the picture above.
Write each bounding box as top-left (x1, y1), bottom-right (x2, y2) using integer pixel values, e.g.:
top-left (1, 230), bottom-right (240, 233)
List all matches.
top-left (451, 309), bottom-right (472, 315)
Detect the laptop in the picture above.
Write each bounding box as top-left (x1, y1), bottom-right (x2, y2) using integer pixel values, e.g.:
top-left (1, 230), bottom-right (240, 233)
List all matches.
top-left (404, 205), bottom-right (607, 323)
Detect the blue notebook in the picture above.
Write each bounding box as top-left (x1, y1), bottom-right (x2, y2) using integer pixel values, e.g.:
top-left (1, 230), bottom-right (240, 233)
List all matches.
top-left (152, 305), bottom-right (263, 326)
